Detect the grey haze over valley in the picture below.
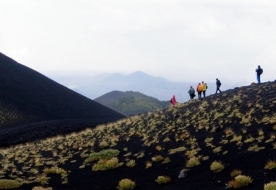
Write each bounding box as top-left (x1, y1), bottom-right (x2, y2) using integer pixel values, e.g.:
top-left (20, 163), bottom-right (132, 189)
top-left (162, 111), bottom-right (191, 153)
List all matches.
top-left (49, 71), bottom-right (237, 102)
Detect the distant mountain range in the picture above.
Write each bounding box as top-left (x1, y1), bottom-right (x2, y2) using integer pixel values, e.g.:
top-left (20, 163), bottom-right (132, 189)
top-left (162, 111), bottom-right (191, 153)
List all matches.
top-left (94, 91), bottom-right (171, 116)
top-left (52, 71), bottom-right (234, 102)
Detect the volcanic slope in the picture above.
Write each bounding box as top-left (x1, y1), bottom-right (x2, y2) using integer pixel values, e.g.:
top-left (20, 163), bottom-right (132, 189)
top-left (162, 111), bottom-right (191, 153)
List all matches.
top-left (0, 52), bottom-right (125, 144)
top-left (1, 81), bottom-right (276, 190)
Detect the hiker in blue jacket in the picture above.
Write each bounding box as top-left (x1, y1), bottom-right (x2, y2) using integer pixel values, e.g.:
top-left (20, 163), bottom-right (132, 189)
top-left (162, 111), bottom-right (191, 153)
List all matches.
top-left (255, 65), bottom-right (263, 83)
top-left (188, 86), bottom-right (195, 100)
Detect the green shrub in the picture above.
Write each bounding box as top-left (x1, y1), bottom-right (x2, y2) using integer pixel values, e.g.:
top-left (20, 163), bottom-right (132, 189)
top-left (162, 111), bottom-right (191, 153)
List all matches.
top-left (162, 157), bottom-right (171, 164)
top-left (155, 176), bottom-right (171, 185)
top-left (117, 179), bottom-right (136, 190)
top-left (230, 169), bottom-right (242, 178)
top-left (99, 140), bottom-right (109, 148)
top-left (34, 174), bottom-right (50, 185)
top-left (151, 155), bottom-right (164, 162)
top-left (0, 179), bottom-right (22, 189)
top-left (92, 157), bottom-right (123, 171)
top-left (186, 157), bottom-right (200, 168)
top-left (265, 160), bottom-right (276, 170)
top-left (43, 167), bottom-right (67, 176)
top-left (227, 175), bottom-right (253, 188)
top-left (264, 181), bottom-right (276, 190)
top-left (85, 149), bottom-right (120, 163)
top-left (210, 160), bottom-right (224, 172)
top-left (126, 160), bottom-right (136, 168)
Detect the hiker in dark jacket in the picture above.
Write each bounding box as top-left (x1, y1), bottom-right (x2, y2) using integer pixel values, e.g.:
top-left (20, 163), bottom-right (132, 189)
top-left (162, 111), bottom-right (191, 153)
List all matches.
top-left (188, 86), bottom-right (195, 100)
top-left (255, 65), bottom-right (263, 83)
top-left (215, 78), bottom-right (221, 94)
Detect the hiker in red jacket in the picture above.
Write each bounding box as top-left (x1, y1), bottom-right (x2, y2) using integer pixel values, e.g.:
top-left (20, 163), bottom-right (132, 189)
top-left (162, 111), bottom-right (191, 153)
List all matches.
top-left (170, 95), bottom-right (177, 105)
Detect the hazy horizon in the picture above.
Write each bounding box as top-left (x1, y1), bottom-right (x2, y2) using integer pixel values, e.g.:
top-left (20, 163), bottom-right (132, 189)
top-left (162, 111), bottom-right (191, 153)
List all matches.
top-left (1, 1), bottom-right (275, 85)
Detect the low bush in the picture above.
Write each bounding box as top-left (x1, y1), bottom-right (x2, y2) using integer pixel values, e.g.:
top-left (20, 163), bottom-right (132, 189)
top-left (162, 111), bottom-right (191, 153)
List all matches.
top-left (85, 149), bottom-right (120, 163)
top-left (126, 160), bottom-right (136, 168)
top-left (151, 155), bottom-right (164, 162)
top-left (93, 157), bottom-right (123, 171)
top-left (230, 169), bottom-right (242, 178)
top-left (265, 160), bottom-right (276, 170)
top-left (43, 167), bottom-right (67, 176)
top-left (210, 160), bottom-right (224, 172)
top-left (145, 161), bottom-right (152, 169)
top-left (168, 147), bottom-right (186, 154)
top-left (155, 176), bottom-right (171, 185)
top-left (227, 175), bottom-right (253, 188)
top-left (186, 157), bottom-right (200, 168)
top-left (0, 179), bottom-right (22, 189)
top-left (264, 181), bottom-right (276, 190)
top-left (32, 187), bottom-right (53, 190)
top-left (117, 179), bottom-right (136, 190)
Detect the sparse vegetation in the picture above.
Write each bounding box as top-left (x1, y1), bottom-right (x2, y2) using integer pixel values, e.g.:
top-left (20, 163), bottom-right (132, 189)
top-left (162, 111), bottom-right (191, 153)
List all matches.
top-left (1, 80), bottom-right (276, 189)
top-left (155, 176), bottom-right (171, 185)
top-left (0, 179), bottom-right (22, 189)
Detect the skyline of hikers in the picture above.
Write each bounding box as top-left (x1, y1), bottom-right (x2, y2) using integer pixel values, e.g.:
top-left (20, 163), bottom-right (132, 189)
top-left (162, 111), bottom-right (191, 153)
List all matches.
top-left (171, 65), bottom-right (263, 104)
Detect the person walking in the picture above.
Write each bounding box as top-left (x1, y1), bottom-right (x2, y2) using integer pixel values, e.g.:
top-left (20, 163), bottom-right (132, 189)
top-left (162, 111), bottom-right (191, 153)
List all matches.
top-left (196, 83), bottom-right (203, 100)
top-left (255, 65), bottom-right (263, 84)
top-left (202, 81), bottom-right (207, 98)
top-left (215, 78), bottom-right (221, 94)
top-left (170, 95), bottom-right (177, 105)
top-left (188, 86), bottom-right (196, 100)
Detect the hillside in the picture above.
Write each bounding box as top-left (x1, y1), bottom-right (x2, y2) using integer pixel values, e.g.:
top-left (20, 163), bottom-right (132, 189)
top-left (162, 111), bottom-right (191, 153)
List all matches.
top-left (0, 81), bottom-right (276, 189)
top-left (0, 52), bottom-right (125, 126)
top-left (0, 52), bottom-right (125, 144)
top-left (94, 91), bottom-right (171, 115)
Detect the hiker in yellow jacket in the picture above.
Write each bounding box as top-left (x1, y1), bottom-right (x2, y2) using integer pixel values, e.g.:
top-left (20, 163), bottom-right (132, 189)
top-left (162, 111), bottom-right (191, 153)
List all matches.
top-left (196, 83), bottom-right (203, 99)
top-left (202, 81), bottom-right (208, 98)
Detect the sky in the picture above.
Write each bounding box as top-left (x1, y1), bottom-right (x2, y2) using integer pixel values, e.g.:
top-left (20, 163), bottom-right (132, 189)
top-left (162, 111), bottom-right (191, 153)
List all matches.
top-left (1, 0), bottom-right (276, 86)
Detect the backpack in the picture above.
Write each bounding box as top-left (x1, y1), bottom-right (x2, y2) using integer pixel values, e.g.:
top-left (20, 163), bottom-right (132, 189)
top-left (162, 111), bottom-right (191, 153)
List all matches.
top-left (260, 68), bottom-right (263, 75)
top-left (170, 99), bottom-right (173, 103)
top-left (206, 83), bottom-right (208, 89)
top-left (217, 80), bottom-right (221, 86)
top-left (198, 85), bottom-right (204, 92)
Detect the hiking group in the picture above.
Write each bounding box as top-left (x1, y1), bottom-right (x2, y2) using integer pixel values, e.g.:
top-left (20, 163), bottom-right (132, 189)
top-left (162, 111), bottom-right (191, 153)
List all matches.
top-left (190, 80), bottom-right (220, 100)
top-left (171, 65), bottom-right (263, 104)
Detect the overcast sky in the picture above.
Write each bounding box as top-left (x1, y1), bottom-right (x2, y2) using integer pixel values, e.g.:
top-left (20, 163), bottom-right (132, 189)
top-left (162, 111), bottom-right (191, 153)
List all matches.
top-left (1, 0), bottom-right (275, 85)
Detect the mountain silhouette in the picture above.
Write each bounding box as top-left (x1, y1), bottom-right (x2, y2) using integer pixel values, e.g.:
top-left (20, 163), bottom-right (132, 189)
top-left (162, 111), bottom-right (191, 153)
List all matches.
top-left (0, 52), bottom-right (125, 144)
